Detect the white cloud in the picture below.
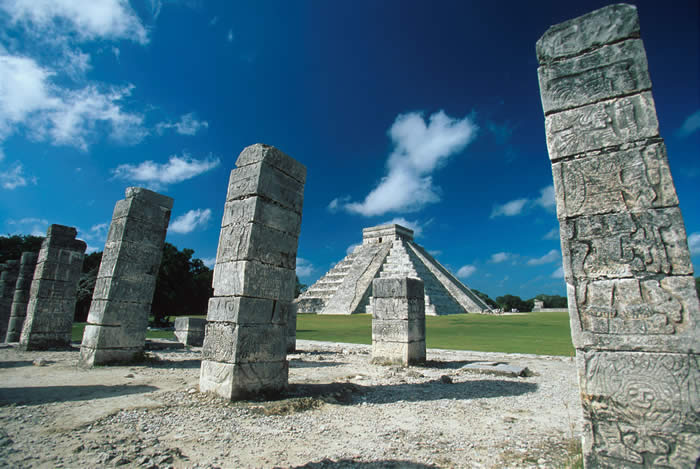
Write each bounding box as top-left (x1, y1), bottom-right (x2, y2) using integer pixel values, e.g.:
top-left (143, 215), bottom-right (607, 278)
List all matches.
top-left (535, 185), bottom-right (555, 210)
top-left (346, 243), bottom-right (360, 255)
top-left (380, 217), bottom-right (425, 237)
top-left (200, 257), bottom-right (216, 269)
top-left (1, 0), bottom-right (149, 44)
top-left (7, 217), bottom-right (48, 236)
top-left (156, 112), bottom-right (208, 136)
top-left (543, 228), bottom-right (559, 240)
top-left (112, 47), bottom-right (120, 62)
top-left (0, 52), bottom-right (146, 150)
top-left (209, 16), bottom-right (219, 26)
top-left (169, 208), bottom-right (212, 234)
top-left (328, 195), bottom-right (350, 213)
top-left (339, 110), bottom-right (477, 216)
top-left (112, 153), bottom-right (220, 188)
top-left (227, 29), bottom-right (234, 42)
top-left (296, 257), bottom-right (315, 278)
top-left (0, 163), bottom-right (35, 189)
top-left (688, 232), bottom-right (700, 256)
top-left (490, 198), bottom-right (528, 218)
top-left (551, 266), bottom-right (564, 279)
top-left (457, 264), bottom-right (476, 278)
top-left (678, 110), bottom-right (700, 137)
top-left (489, 252), bottom-right (511, 263)
top-left (490, 185), bottom-right (555, 218)
top-left (428, 250), bottom-right (442, 257)
top-left (528, 249), bottom-right (561, 265)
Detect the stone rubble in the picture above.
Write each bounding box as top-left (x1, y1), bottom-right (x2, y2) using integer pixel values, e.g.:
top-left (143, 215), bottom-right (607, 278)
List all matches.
top-left (0, 340), bottom-right (583, 469)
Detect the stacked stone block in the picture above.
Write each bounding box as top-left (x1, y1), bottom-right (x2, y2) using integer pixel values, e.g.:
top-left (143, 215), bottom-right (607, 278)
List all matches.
top-left (0, 260), bottom-right (20, 341)
top-left (80, 187), bottom-right (173, 366)
top-left (537, 4), bottom-right (700, 467)
top-left (5, 252), bottom-right (38, 342)
top-left (200, 143), bottom-right (306, 400)
top-left (19, 225), bottom-right (86, 350)
top-left (371, 277), bottom-right (426, 365)
top-left (174, 317), bottom-right (206, 346)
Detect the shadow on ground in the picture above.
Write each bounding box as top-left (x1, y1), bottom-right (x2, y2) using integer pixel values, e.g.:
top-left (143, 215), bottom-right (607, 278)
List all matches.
top-left (0, 384), bottom-right (158, 406)
top-left (283, 378), bottom-right (536, 405)
top-left (289, 358), bottom-right (344, 369)
top-left (281, 459), bottom-right (437, 468)
top-left (0, 360), bottom-right (35, 369)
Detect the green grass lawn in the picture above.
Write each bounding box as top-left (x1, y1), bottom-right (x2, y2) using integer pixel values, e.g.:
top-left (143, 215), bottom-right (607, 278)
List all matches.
top-left (297, 311), bottom-right (574, 356)
top-left (71, 310), bottom-right (574, 356)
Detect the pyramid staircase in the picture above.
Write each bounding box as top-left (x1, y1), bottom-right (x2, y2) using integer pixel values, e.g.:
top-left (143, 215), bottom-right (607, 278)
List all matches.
top-left (294, 224), bottom-right (494, 315)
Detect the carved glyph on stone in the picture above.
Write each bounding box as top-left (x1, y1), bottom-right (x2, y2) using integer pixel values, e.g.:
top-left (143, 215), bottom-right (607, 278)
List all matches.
top-left (79, 187), bottom-right (173, 367)
top-left (199, 143), bottom-right (305, 400)
top-left (19, 225), bottom-right (86, 350)
top-left (5, 252), bottom-right (38, 342)
top-left (537, 4), bottom-right (699, 467)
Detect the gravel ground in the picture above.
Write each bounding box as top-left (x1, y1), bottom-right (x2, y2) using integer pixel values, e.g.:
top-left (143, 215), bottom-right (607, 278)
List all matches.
top-left (0, 340), bottom-right (582, 468)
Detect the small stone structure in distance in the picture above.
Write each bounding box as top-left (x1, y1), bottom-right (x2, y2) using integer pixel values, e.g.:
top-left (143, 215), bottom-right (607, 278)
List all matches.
top-left (5, 252), bottom-right (38, 342)
top-left (0, 260), bottom-right (20, 342)
top-left (200, 143), bottom-right (306, 400)
top-left (174, 317), bottom-right (206, 346)
top-left (19, 225), bottom-right (86, 350)
top-left (537, 4), bottom-right (700, 467)
top-left (295, 223), bottom-right (492, 316)
top-left (80, 187), bottom-right (173, 367)
top-left (371, 277), bottom-right (426, 366)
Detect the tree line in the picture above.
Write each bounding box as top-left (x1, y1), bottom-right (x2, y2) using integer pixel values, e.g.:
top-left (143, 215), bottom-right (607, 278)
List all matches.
top-left (4, 234), bottom-right (700, 317)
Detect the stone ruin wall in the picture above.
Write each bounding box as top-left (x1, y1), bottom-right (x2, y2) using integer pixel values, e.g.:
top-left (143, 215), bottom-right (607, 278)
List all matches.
top-left (537, 4), bottom-right (699, 467)
top-left (5, 252), bottom-right (38, 342)
top-left (19, 225), bottom-right (86, 351)
top-left (80, 187), bottom-right (173, 367)
top-left (200, 143), bottom-right (306, 400)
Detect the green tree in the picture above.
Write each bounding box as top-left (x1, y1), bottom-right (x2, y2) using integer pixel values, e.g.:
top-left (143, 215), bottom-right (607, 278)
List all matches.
top-left (295, 275), bottom-right (307, 298)
top-left (496, 294), bottom-right (532, 312)
top-left (151, 243), bottom-right (213, 325)
top-left (0, 234), bottom-right (44, 263)
top-left (470, 288), bottom-right (499, 308)
top-left (696, 277), bottom-right (700, 300)
top-left (531, 294), bottom-right (568, 308)
top-left (74, 251), bottom-right (103, 322)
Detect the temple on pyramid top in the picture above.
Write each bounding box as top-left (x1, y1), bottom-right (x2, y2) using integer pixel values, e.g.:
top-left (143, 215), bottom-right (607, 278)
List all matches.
top-left (294, 224), bottom-right (495, 315)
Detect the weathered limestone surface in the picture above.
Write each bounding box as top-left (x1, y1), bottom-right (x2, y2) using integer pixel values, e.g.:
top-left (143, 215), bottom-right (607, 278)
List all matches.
top-left (0, 260), bottom-right (20, 341)
top-left (200, 143), bottom-right (305, 400)
top-left (19, 225), bottom-right (86, 350)
top-left (5, 252), bottom-right (38, 342)
top-left (174, 317), bottom-right (207, 346)
top-left (295, 224), bottom-right (492, 316)
top-left (371, 277), bottom-right (426, 366)
top-left (79, 187), bottom-right (173, 367)
top-left (538, 4), bottom-right (700, 467)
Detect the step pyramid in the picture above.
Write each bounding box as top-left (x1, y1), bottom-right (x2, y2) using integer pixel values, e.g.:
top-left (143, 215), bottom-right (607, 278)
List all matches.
top-left (294, 224), bottom-right (494, 315)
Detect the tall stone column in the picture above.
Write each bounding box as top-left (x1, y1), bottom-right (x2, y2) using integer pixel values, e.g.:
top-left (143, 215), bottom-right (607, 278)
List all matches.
top-left (5, 252), bottom-right (39, 342)
top-left (79, 187), bottom-right (173, 366)
top-left (371, 277), bottom-right (426, 366)
top-left (0, 260), bottom-right (20, 341)
top-left (537, 4), bottom-right (700, 467)
top-left (200, 143), bottom-right (305, 400)
top-left (19, 225), bottom-right (86, 350)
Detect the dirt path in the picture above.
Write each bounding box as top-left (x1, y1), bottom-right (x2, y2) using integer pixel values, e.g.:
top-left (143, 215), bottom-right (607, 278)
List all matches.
top-left (0, 341), bottom-right (582, 468)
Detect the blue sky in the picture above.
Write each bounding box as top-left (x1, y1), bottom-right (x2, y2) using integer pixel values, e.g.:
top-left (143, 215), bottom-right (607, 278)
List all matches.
top-left (1, 0), bottom-right (698, 300)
